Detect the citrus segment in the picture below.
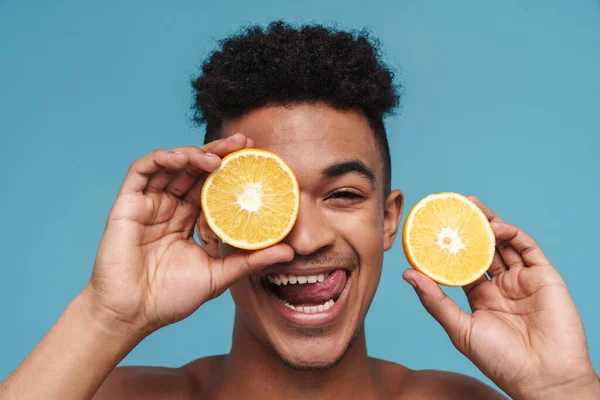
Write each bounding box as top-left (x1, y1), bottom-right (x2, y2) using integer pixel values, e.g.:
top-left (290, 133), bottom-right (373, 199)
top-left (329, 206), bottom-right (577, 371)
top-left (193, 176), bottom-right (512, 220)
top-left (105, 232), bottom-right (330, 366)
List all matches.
top-left (201, 148), bottom-right (300, 250)
top-left (402, 192), bottom-right (495, 286)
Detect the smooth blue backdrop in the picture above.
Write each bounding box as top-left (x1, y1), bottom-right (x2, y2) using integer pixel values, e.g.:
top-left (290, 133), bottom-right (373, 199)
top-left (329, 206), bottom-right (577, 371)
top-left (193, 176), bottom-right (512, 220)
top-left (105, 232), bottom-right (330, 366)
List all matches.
top-left (1, 0), bottom-right (599, 394)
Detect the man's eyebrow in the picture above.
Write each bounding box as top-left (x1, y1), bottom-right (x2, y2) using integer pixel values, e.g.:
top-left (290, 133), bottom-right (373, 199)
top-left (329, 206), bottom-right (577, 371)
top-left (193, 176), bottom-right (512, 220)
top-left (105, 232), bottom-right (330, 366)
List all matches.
top-left (321, 159), bottom-right (376, 187)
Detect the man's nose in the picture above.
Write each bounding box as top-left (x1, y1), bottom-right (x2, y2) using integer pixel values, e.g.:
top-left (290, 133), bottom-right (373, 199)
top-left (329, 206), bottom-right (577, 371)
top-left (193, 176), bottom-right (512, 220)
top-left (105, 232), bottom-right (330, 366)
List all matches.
top-left (283, 194), bottom-right (335, 256)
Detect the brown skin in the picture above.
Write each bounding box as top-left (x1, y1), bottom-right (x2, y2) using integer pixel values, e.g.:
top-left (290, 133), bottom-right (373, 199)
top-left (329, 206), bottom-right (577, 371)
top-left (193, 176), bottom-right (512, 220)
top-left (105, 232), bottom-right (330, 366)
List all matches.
top-left (4, 103), bottom-right (597, 399)
top-left (218, 104), bottom-right (397, 371)
top-left (94, 357), bottom-right (503, 399)
top-left (94, 104), bottom-right (505, 399)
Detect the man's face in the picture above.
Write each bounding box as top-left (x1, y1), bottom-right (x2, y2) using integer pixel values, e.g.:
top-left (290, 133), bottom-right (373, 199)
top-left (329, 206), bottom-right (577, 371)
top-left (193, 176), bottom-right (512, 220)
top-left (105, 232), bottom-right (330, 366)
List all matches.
top-left (212, 103), bottom-right (403, 369)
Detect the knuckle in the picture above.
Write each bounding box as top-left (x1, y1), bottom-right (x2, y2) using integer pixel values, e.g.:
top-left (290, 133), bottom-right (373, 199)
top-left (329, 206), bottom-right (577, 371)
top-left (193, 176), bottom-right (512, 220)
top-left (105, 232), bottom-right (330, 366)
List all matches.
top-left (129, 149), bottom-right (166, 171)
top-left (128, 158), bottom-right (144, 173)
top-left (498, 242), bottom-right (512, 250)
top-left (166, 185), bottom-right (185, 197)
top-left (171, 146), bottom-right (194, 153)
top-left (507, 224), bottom-right (520, 239)
top-left (244, 251), bottom-right (253, 268)
top-left (182, 166), bottom-right (199, 178)
top-left (506, 259), bottom-right (522, 268)
top-left (521, 245), bottom-right (536, 256)
top-left (162, 165), bottom-right (177, 175)
top-left (150, 149), bottom-right (165, 157)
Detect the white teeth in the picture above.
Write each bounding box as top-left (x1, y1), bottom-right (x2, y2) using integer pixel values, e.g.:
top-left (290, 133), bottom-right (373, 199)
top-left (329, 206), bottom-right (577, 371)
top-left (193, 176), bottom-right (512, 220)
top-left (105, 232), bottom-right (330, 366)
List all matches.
top-left (267, 272), bottom-right (334, 286)
top-left (283, 300), bottom-right (295, 310)
top-left (282, 298), bottom-right (336, 313)
top-left (323, 299), bottom-right (334, 310)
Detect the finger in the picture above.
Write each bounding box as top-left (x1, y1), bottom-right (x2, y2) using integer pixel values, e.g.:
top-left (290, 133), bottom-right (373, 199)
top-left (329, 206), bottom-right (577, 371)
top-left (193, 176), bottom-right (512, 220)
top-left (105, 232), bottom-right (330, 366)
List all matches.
top-left (163, 165), bottom-right (204, 198)
top-left (148, 147), bottom-right (221, 195)
top-left (120, 150), bottom-right (189, 195)
top-left (486, 249), bottom-right (507, 277)
top-left (462, 249), bottom-right (506, 296)
top-left (496, 239), bottom-right (525, 269)
top-left (403, 269), bottom-right (472, 353)
top-left (182, 172), bottom-right (208, 209)
top-left (145, 165), bottom-right (178, 194)
top-left (179, 134), bottom-right (254, 205)
top-left (212, 243), bottom-right (295, 292)
top-left (202, 132), bottom-right (249, 157)
top-left (467, 196), bottom-right (504, 224)
top-left (164, 149), bottom-right (220, 197)
top-left (461, 273), bottom-right (488, 297)
top-left (467, 196), bottom-right (513, 273)
top-left (491, 222), bottom-right (551, 267)
top-left (468, 197), bottom-right (525, 269)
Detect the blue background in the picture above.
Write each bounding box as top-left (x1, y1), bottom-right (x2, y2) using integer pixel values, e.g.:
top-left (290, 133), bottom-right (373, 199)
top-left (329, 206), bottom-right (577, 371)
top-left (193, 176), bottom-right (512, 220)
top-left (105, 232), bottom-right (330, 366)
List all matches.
top-left (1, 0), bottom-right (599, 394)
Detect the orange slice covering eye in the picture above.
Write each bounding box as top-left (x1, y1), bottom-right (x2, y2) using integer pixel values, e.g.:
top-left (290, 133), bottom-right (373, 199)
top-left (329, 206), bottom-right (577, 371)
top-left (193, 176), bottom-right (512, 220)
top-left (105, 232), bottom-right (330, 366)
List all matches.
top-left (201, 148), bottom-right (300, 250)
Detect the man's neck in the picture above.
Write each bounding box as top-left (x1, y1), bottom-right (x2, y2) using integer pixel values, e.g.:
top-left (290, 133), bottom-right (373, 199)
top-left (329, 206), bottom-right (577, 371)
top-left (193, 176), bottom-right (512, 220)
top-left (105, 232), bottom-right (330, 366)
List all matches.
top-left (210, 315), bottom-right (381, 399)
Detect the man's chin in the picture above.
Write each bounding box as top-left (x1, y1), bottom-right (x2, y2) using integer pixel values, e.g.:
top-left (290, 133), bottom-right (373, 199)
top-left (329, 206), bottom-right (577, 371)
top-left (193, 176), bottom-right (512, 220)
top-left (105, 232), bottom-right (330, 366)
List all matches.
top-left (278, 353), bottom-right (347, 371)
top-left (267, 334), bottom-right (356, 372)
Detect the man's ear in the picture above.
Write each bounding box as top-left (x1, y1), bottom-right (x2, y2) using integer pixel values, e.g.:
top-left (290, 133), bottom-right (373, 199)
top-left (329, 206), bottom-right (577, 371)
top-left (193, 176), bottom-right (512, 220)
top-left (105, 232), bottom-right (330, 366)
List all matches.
top-left (197, 211), bottom-right (220, 258)
top-left (383, 189), bottom-right (404, 251)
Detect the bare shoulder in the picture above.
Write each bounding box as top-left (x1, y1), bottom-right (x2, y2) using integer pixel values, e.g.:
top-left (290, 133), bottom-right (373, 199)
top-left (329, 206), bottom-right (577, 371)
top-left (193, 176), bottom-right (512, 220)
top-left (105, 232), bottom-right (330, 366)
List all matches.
top-left (371, 358), bottom-right (507, 399)
top-left (404, 369), bottom-right (507, 399)
top-left (93, 355), bottom-right (226, 400)
top-left (92, 365), bottom-right (195, 399)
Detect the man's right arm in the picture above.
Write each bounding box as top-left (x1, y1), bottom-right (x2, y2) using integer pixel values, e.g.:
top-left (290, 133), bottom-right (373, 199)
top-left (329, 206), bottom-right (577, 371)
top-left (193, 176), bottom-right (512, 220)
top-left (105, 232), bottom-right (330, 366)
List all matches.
top-left (0, 134), bottom-right (292, 399)
top-left (0, 286), bottom-right (143, 400)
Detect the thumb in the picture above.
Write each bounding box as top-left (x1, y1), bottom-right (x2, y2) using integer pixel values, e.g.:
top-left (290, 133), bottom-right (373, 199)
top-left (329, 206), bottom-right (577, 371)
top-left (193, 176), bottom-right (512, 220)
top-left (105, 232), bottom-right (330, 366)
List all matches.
top-left (403, 269), bottom-right (472, 353)
top-left (214, 243), bottom-right (294, 291)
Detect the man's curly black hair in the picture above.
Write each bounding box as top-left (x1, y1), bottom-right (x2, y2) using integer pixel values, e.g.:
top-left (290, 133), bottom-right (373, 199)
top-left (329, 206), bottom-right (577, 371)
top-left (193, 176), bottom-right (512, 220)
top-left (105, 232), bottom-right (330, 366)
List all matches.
top-left (191, 21), bottom-right (400, 194)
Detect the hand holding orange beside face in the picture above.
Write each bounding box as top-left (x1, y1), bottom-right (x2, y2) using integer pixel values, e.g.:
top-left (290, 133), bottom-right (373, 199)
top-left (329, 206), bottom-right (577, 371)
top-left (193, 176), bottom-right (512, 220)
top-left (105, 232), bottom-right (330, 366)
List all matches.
top-left (401, 195), bottom-right (599, 399)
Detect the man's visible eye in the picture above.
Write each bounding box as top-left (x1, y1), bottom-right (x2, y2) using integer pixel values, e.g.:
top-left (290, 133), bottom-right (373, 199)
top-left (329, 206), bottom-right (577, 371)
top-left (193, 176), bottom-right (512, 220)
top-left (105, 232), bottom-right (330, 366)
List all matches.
top-left (326, 189), bottom-right (366, 205)
top-left (329, 191), bottom-right (364, 199)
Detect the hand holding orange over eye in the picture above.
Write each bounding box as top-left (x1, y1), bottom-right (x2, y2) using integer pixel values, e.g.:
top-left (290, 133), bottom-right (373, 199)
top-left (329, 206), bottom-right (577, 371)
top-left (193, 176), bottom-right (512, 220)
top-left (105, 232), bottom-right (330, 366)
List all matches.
top-left (88, 134), bottom-right (295, 337)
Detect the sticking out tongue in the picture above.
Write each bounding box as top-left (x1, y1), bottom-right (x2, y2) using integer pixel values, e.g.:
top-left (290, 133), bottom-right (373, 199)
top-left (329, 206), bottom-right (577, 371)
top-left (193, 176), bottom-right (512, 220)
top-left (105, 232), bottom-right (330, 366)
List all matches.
top-left (273, 270), bottom-right (347, 306)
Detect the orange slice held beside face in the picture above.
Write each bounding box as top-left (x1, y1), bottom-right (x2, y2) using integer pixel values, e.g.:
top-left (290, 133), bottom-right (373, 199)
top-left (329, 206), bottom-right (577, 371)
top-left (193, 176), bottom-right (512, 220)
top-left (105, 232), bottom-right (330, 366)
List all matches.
top-left (402, 192), bottom-right (496, 287)
top-left (201, 148), bottom-right (300, 251)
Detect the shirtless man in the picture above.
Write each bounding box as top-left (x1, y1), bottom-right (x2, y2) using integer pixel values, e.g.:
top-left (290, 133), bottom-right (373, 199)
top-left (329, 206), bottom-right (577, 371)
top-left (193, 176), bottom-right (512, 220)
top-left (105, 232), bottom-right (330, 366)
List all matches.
top-left (1, 21), bottom-right (598, 400)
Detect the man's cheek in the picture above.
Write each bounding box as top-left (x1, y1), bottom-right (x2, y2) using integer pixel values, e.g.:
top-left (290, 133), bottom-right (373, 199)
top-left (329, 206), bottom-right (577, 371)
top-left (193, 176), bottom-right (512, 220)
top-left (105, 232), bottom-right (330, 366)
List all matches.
top-left (230, 279), bottom-right (255, 315)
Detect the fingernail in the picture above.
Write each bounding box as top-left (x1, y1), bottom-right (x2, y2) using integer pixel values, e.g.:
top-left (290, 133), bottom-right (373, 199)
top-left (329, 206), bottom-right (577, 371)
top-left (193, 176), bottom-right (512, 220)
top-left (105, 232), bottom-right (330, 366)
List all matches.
top-left (205, 152), bottom-right (217, 157)
top-left (174, 151), bottom-right (184, 154)
top-left (405, 279), bottom-right (417, 288)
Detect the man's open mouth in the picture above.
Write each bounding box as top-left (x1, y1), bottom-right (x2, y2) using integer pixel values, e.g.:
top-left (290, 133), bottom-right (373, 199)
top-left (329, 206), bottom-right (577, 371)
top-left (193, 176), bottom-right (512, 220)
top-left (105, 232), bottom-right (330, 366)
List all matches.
top-left (260, 269), bottom-right (350, 314)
